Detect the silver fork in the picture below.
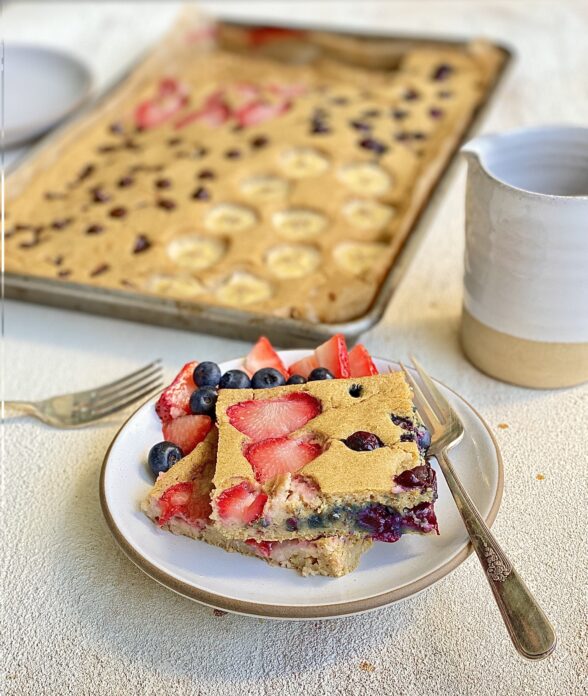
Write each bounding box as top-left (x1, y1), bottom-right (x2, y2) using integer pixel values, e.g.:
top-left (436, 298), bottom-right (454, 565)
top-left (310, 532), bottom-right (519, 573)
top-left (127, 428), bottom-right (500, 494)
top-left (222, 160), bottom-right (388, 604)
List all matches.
top-left (401, 357), bottom-right (556, 661)
top-left (4, 360), bottom-right (163, 427)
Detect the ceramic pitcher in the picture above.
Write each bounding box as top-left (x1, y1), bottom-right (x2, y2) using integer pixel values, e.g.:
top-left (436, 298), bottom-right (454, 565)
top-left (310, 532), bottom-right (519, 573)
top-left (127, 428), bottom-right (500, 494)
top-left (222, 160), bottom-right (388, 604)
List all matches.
top-left (460, 126), bottom-right (588, 388)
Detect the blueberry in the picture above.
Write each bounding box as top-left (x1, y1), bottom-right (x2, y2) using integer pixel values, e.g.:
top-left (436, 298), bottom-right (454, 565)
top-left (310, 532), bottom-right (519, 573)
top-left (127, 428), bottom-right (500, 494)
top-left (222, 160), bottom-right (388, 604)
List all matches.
top-left (286, 374), bottom-right (306, 385)
top-left (358, 137), bottom-right (388, 155)
top-left (308, 367), bottom-right (334, 381)
top-left (394, 465), bottom-right (436, 490)
top-left (251, 367), bottom-right (286, 389)
top-left (189, 387), bottom-right (218, 417)
top-left (391, 414), bottom-right (414, 430)
top-left (432, 63), bottom-right (453, 81)
top-left (193, 361), bottom-right (221, 388)
top-left (356, 504), bottom-right (402, 542)
top-left (219, 369), bottom-right (251, 389)
top-left (400, 432), bottom-right (416, 442)
top-left (285, 517), bottom-right (299, 531)
top-left (307, 513), bottom-right (323, 528)
top-left (343, 431), bottom-right (383, 451)
top-left (148, 441), bottom-right (183, 477)
top-left (416, 425), bottom-right (432, 451)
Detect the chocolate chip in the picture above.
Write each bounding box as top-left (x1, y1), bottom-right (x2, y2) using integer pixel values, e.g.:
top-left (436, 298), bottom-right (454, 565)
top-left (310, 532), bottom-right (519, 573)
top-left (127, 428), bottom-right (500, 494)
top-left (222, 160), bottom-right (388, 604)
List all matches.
top-left (437, 90), bottom-right (452, 99)
top-left (44, 191), bottom-right (66, 201)
top-left (310, 119), bottom-right (331, 134)
top-left (157, 199), bottom-right (176, 210)
top-left (197, 169), bottom-right (215, 180)
top-left (125, 139), bottom-right (141, 151)
top-left (429, 107), bottom-right (444, 119)
top-left (432, 64), bottom-right (454, 81)
top-left (117, 176), bottom-right (134, 188)
top-left (225, 149), bottom-right (241, 159)
top-left (392, 109), bottom-right (408, 120)
top-left (90, 263), bottom-right (110, 277)
top-left (109, 122), bottom-right (125, 134)
top-left (250, 135), bottom-right (268, 149)
top-left (133, 234), bottom-right (151, 253)
top-left (78, 164), bottom-right (95, 182)
top-left (51, 218), bottom-right (73, 230)
top-left (167, 137), bottom-right (183, 146)
top-left (58, 269), bottom-right (72, 278)
top-left (350, 119), bottom-right (371, 132)
top-left (15, 224), bottom-right (32, 231)
top-left (400, 432), bottom-right (416, 442)
top-left (412, 131), bottom-right (427, 141)
top-left (362, 109), bottom-right (380, 118)
top-left (120, 279), bottom-right (136, 288)
top-left (86, 224), bottom-right (104, 235)
top-left (97, 144), bottom-right (118, 153)
top-left (19, 237), bottom-right (40, 249)
top-left (403, 89), bottom-right (420, 101)
top-left (155, 178), bottom-right (172, 189)
top-left (331, 96), bottom-right (349, 105)
top-left (394, 132), bottom-right (410, 142)
top-left (191, 187), bottom-right (210, 201)
top-left (193, 146), bottom-right (208, 158)
top-left (91, 187), bottom-right (111, 203)
top-left (359, 137), bottom-right (388, 155)
top-left (52, 255), bottom-right (64, 266)
top-left (109, 206), bottom-right (127, 218)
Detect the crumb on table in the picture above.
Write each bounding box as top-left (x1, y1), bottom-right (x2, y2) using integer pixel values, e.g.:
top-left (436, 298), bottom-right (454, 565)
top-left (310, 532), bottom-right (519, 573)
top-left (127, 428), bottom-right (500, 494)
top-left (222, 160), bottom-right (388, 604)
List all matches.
top-left (213, 609), bottom-right (228, 617)
top-left (497, 423), bottom-right (509, 430)
top-left (536, 473), bottom-right (545, 481)
top-left (359, 661), bottom-right (375, 672)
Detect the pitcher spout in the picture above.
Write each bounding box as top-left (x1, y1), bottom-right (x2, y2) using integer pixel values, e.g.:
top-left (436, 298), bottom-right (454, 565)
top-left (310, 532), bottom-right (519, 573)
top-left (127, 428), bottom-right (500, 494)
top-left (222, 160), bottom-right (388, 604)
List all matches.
top-left (461, 133), bottom-right (496, 165)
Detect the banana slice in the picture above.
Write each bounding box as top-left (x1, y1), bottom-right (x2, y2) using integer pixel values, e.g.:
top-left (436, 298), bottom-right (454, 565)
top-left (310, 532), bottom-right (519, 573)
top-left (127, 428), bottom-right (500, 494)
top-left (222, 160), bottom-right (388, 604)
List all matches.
top-left (333, 241), bottom-right (389, 275)
top-left (216, 272), bottom-right (272, 306)
top-left (146, 274), bottom-right (204, 298)
top-left (279, 147), bottom-right (329, 178)
top-left (342, 199), bottom-right (395, 231)
top-left (272, 208), bottom-right (327, 240)
top-left (240, 175), bottom-right (289, 202)
top-left (204, 203), bottom-right (257, 233)
top-left (337, 162), bottom-right (392, 196)
top-left (166, 235), bottom-right (226, 270)
top-left (265, 244), bottom-right (322, 279)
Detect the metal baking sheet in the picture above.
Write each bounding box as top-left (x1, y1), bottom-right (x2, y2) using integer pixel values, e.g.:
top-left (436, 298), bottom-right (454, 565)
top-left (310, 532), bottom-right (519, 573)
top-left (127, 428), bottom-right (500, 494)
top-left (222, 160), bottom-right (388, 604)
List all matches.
top-left (4, 19), bottom-right (513, 348)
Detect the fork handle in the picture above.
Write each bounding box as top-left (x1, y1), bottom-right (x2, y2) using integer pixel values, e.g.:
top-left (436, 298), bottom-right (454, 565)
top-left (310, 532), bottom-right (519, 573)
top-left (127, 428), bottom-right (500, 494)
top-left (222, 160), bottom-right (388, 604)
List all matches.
top-left (3, 400), bottom-right (37, 417)
top-left (438, 450), bottom-right (556, 660)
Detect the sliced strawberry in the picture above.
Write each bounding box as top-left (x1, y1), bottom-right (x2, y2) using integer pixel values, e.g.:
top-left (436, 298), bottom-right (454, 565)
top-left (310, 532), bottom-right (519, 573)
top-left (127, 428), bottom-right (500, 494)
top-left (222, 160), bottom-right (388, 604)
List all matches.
top-left (244, 336), bottom-right (288, 377)
top-left (233, 82), bottom-right (261, 105)
top-left (247, 27), bottom-right (305, 47)
top-left (216, 481), bottom-right (267, 524)
top-left (287, 354), bottom-right (319, 379)
top-left (245, 436), bottom-right (322, 483)
top-left (155, 361), bottom-right (198, 422)
top-left (134, 78), bottom-right (189, 129)
top-left (314, 334), bottom-right (351, 378)
top-left (162, 414), bottom-right (212, 455)
top-left (174, 91), bottom-right (231, 129)
top-left (244, 539), bottom-right (274, 558)
top-left (157, 480), bottom-right (211, 526)
top-left (348, 344), bottom-right (379, 377)
top-left (267, 83), bottom-right (307, 99)
top-left (235, 99), bottom-right (290, 127)
top-left (226, 392), bottom-right (320, 440)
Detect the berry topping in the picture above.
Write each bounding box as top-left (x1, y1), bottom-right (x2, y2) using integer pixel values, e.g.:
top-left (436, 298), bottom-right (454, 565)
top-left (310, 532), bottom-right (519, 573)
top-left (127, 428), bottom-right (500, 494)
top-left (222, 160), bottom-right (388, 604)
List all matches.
top-left (343, 431), bottom-right (383, 451)
top-left (244, 539), bottom-right (274, 557)
top-left (227, 392), bottom-right (321, 440)
top-left (348, 344), bottom-right (379, 377)
top-left (359, 137), bottom-right (388, 155)
top-left (286, 374), bottom-right (306, 385)
top-left (285, 517), bottom-right (299, 531)
top-left (432, 64), bottom-right (453, 81)
top-left (235, 99), bottom-right (290, 127)
top-left (402, 502), bottom-right (438, 534)
top-left (416, 425), bottom-right (432, 451)
top-left (244, 436), bottom-right (322, 483)
top-left (287, 354), bottom-right (319, 379)
top-left (308, 367), bottom-right (334, 381)
top-left (148, 441), bottom-right (184, 477)
top-left (219, 370), bottom-right (251, 390)
top-left (313, 334), bottom-right (351, 378)
top-left (155, 361), bottom-right (198, 422)
top-left (394, 465), bottom-right (436, 489)
top-left (244, 336), bottom-right (288, 378)
top-left (191, 186), bottom-right (210, 200)
top-left (216, 481), bottom-right (267, 524)
top-left (133, 234), bottom-right (151, 253)
top-left (251, 367), bottom-right (286, 389)
top-left (193, 361), bottom-right (221, 388)
top-left (391, 414), bottom-right (414, 430)
top-left (157, 480), bottom-right (212, 527)
top-left (357, 505), bottom-right (402, 542)
top-left (189, 387), bottom-right (218, 418)
top-left (135, 78), bottom-right (189, 129)
top-left (162, 414), bottom-right (212, 455)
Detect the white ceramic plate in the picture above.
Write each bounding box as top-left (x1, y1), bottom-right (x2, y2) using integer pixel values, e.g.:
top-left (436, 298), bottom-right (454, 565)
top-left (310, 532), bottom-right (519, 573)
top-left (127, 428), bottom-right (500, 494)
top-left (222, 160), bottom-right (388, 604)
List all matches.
top-left (100, 351), bottom-right (503, 619)
top-left (2, 43), bottom-right (93, 147)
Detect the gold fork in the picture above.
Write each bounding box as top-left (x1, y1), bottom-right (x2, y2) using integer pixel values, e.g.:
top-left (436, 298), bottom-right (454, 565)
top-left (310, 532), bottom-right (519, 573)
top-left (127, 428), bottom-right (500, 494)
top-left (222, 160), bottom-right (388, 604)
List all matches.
top-left (4, 360), bottom-right (163, 427)
top-left (401, 357), bottom-right (556, 660)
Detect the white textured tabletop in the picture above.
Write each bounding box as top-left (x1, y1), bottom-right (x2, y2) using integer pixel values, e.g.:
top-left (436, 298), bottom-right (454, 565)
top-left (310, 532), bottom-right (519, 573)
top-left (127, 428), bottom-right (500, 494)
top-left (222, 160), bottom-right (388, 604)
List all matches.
top-left (3, 2), bottom-right (587, 695)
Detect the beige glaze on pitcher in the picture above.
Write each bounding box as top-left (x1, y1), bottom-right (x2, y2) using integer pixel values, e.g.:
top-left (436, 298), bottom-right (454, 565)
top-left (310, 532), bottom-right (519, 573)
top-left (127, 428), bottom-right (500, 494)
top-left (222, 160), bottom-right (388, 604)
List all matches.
top-left (460, 126), bottom-right (588, 388)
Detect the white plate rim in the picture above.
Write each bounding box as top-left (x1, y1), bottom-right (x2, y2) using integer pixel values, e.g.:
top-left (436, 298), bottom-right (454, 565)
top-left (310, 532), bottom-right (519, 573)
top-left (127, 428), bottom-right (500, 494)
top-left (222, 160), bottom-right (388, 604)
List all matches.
top-left (100, 352), bottom-right (503, 619)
